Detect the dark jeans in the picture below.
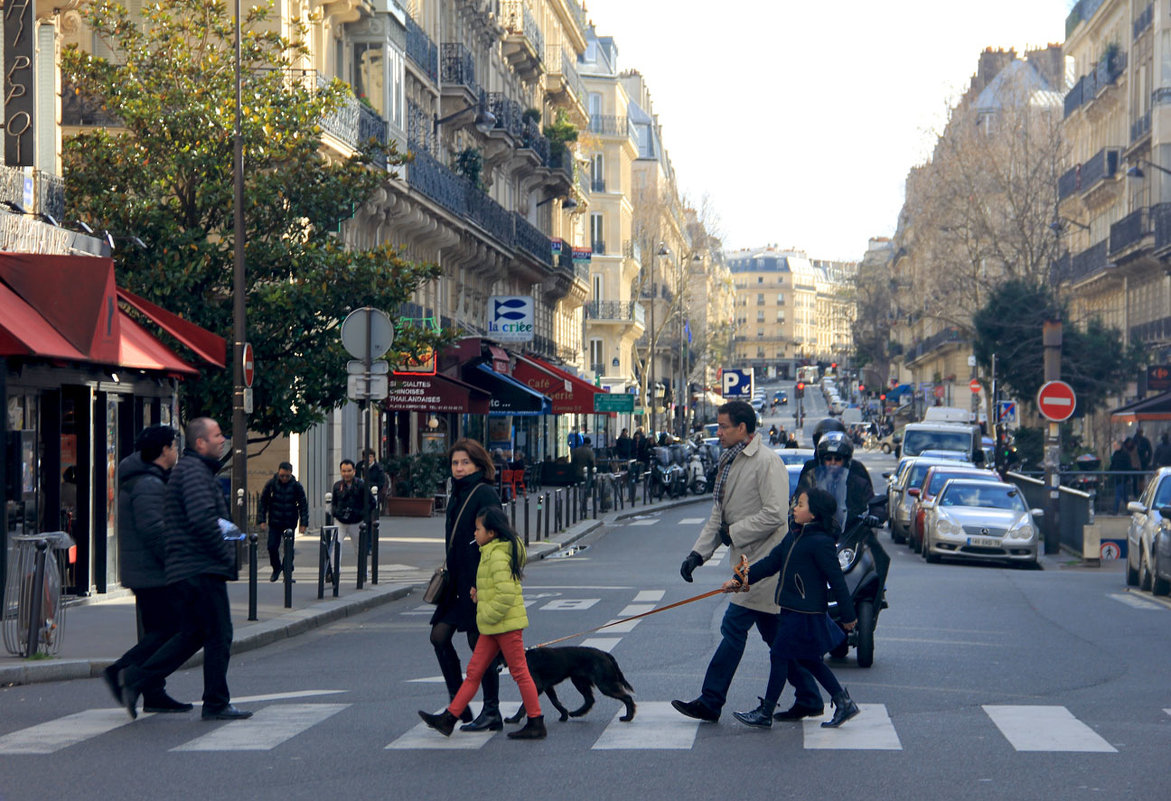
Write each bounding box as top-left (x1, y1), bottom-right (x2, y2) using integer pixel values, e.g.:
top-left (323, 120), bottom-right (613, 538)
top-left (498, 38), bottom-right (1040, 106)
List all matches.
top-left (698, 602), bottom-right (823, 714)
top-left (125, 574), bottom-right (234, 712)
top-left (267, 523), bottom-right (297, 572)
top-left (109, 585), bottom-right (181, 703)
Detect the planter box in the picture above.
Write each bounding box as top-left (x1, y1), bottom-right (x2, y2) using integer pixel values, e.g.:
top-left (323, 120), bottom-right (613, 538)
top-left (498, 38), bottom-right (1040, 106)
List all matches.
top-left (386, 496), bottom-right (434, 517)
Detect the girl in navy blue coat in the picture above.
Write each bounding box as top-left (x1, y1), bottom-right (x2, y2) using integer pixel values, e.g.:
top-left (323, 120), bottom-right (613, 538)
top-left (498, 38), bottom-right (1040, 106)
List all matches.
top-left (723, 487), bottom-right (861, 728)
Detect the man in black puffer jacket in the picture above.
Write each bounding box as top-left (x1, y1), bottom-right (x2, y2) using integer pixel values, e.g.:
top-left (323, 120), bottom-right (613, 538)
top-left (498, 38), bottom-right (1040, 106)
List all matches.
top-left (103, 425), bottom-right (192, 714)
top-left (120, 417), bottom-right (252, 722)
top-left (258, 461), bottom-right (308, 582)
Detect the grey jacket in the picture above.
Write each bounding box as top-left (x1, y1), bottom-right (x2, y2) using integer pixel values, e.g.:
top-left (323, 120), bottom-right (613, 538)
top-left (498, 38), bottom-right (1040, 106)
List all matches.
top-left (165, 448), bottom-right (236, 584)
top-left (690, 433), bottom-right (789, 613)
top-left (116, 453), bottom-right (170, 589)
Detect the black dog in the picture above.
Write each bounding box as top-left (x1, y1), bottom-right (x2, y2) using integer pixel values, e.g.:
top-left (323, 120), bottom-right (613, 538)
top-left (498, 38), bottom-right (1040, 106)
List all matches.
top-left (505, 646), bottom-right (636, 723)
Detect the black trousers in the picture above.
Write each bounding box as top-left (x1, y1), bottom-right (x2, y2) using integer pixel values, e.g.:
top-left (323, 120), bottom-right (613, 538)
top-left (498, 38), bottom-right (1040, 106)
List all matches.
top-left (125, 574), bottom-right (234, 712)
top-left (266, 523), bottom-right (298, 572)
top-left (109, 585), bottom-right (181, 702)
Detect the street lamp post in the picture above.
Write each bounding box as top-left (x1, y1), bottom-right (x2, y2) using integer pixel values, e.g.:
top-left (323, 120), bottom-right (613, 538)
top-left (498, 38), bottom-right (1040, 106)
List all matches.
top-left (650, 243), bottom-right (669, 436)
top-left (231, 0), bottom-right (248, 528)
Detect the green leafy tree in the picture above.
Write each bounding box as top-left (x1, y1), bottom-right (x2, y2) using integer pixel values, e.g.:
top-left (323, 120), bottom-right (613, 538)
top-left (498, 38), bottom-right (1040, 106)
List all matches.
top-left (61, 0), bottom-right (445, 440)
top-left (973, 279), bottom-right (1140, 416)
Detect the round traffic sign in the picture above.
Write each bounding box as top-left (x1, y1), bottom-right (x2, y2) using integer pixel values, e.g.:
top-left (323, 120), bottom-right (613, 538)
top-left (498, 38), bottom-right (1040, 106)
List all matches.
top-left (1037, 380), bottom-right (1076, 422)
top-left (1099, 542), bottom-right (1121, 561)
top-left (969, 378), bottom-right (981, 393)
top-left (340, 307), bottom-right (394, 361)
top-left (242, 342), bottom-right (254, 388)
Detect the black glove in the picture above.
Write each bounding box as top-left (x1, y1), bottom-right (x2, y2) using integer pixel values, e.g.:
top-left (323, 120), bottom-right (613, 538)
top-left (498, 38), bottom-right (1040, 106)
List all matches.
top-left (863, 515), bottom-right (883, 529)
top-left (680, 550), bottom-right (704, 583)
top-left (718, 523), bottom-right (732, 546)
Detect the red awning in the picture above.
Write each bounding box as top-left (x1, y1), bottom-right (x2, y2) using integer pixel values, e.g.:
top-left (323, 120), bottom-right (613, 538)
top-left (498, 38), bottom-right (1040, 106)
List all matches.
top-left (513, 354), bottom-right (605, 415)
top-left (118, 314), bottom-right (198, 376)
top-left (0, 280), bottom-right (88, 360)
top-left (382, 373), bottom-right (490, 414)
top-left (118, 287), bottom-right (226, 367)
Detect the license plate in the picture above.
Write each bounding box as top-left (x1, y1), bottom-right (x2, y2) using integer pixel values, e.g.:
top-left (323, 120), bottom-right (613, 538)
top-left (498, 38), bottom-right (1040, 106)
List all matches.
top-left (967, 537), bottom-right (999, 548)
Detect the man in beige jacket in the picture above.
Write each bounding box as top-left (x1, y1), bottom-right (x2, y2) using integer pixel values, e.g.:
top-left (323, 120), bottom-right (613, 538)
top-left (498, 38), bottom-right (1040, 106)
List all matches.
top-left (672, 400), bottom-right (789, 722)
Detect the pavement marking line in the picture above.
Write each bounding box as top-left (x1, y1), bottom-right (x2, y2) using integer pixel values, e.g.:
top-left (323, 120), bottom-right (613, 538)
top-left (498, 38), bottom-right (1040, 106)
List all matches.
top-left (405, 676), bottom-right (449, 684)
top-left (1164, 709), bottom-right (1171, 717)
top-left (579, 637), bottom-right (622, 652)
top-left (801, 704), bottom-right (902, 750)
top-left (382, 537), bottom-right (446, 544)
top-left (231, 690), bottom-right (347, 704)
top-left (0, 709), bottom-right (141, 755)
top-left (591, 702), bottom-right (700, 750)
top-left (617, 603), bottom-right (657, 617)
top-left (633, 590), bottom-right (665, 602)
top-left (386, 719), bottom-right (496, 750)
top-left (1108, 592), bottom-right (1163, 610)
top-left (541, 599), bottom-right (600, 610)
top-left (880, 637), bottom-right (1005, 647)
top-left (679, 518), bottom-right (707, 524)
top-left (626, 519), bottom-right (659, 526)
top-left (698, 546), bottom-right (729, 569)
top-left (172, 704), bottom-right (349, 752)
top-left (983, 705), bottom-right (1117, 752)
top-left (600, 617), bottom-right (641, 633)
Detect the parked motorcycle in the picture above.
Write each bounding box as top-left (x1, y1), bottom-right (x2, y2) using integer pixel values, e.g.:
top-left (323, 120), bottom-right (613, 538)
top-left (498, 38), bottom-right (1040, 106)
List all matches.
top-left (684, 442), bottom-right (708, 495)
top-left (827, 496), bottom-right (890, 668)
top-left (649, 446), bottom-right (686, 499)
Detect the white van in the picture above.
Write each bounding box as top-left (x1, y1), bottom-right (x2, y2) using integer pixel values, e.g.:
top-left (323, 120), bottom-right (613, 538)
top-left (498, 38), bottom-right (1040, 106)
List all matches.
top-left (923, 406), bottom-right (972, 424)
top-left (900, 421), bottom-right (985, 466)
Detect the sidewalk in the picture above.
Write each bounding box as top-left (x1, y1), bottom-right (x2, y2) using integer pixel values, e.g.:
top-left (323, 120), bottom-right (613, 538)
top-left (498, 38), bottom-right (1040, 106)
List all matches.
top-left (0, 493), bottom-right (709, 687)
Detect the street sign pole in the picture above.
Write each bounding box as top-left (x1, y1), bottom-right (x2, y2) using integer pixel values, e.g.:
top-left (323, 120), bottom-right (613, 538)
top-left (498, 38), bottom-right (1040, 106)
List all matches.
top-left (1042, 322), bottom-right (1063, 555)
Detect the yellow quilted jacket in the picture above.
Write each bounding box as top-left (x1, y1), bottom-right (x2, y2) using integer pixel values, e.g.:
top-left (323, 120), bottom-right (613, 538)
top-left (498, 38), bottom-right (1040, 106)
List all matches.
top-left (475, 538), bottom-right (529, 635)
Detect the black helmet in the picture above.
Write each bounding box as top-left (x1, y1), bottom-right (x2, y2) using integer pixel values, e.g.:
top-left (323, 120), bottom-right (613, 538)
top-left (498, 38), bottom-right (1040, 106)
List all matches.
top-left (817, 431), bottom-right (854, 463)
top-left (811, 417), bottom-right (846, 448)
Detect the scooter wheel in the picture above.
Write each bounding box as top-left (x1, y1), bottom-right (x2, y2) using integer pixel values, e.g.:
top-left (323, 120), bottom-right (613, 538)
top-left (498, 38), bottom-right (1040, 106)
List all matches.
top-left (855, 600), bottom-right (876, 668)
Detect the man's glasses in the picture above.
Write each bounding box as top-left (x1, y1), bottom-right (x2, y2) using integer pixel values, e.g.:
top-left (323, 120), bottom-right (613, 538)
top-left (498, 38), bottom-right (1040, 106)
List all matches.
top-left (823, 455), bottom-right (845, 463)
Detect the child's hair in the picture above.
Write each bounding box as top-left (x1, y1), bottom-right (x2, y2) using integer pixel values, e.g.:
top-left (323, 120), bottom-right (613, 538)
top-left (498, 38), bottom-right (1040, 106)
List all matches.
top-left (476, 506), bottom-right (525, 580)
top-left (799, 487), bottom-right (841, 538)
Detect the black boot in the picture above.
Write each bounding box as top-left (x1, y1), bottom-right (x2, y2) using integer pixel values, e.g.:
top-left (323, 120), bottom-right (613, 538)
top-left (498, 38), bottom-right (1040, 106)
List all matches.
top-left (460, 700), bottom-right (503, 732)
top-left (418, 709), bottom-right (458, 737)
top-left (506, 715), bottom-right (547, 740)
top-left (773, 701), bottom-right (824, 721)
top-left (733, 697), bottom-right (775, 728)
top-left (821, 688), bottom-right (860, 728)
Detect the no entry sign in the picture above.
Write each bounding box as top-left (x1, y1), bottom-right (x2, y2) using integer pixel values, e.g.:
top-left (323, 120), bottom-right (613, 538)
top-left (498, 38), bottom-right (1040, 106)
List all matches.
top-left (969, 379), bottom-right (981, 393)
top-left (242, 342), bottom-right (254, 388)
top-left (1037, 380), bottom-right (1076, 422)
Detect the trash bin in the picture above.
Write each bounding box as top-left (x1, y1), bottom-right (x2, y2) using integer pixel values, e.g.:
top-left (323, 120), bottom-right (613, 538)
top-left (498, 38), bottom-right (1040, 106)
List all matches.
top-left (2, 532), bottom-right (76, 657)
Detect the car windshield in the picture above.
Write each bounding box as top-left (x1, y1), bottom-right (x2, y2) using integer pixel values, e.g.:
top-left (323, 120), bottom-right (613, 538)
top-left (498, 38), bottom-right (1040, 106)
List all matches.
top-left (775, 450), bottom-right (812, 465)
top-left (927, 470), bottom-right (993, 495)
top-left (907, 463), bottom-right (935, 488)
top-left (939, 484), bottom-right (1027, 511)
top-left (903, 430), bottom-right (974, 456)
top-left (788, 467), bottom-right (801, 495)
top-left (1155, 479), bottom-right (1171, 508)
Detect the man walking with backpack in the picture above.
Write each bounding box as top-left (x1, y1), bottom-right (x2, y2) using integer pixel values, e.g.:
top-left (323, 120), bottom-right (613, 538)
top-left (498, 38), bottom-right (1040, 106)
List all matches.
top-left (258, 462), bottom-right (309, 582)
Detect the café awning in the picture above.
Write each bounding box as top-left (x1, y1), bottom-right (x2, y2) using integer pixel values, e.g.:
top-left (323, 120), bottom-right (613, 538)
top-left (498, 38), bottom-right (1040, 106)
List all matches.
top-left (512, 354), bottom-right (606, 414)
top-left (465, 363), bottom-right (551, 416)
top-left (1111, 390), bottom-right (1171, 423)
top-left (382, 373), bottom-right (490, 414)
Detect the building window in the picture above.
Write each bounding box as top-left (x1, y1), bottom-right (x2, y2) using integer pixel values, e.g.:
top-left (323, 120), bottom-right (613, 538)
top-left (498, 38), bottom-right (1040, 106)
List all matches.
top-left (353, 42), bottom-right (385, 117)
top-left (756, 293), bottom-right (764, 305)
top-left (756, 311), bottom-right (765, 322)
top-left (591, 153), bottom-right (605, 192)
top-left (589, 338), bottom-right (604, 372)
top-left (593, 274), bottom-right (603, 300)
top-left (776, 312), bottom-right (785, 323)
top-left (776, 293), bottom-right (785, 305)
top-left (591, 213), bottom-right (605, 253)
top-left (757, 276), bottom-right (763, 283)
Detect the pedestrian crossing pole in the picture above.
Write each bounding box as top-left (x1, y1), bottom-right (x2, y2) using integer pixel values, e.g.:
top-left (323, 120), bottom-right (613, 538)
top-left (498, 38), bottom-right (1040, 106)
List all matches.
top-left (1042, 321), bottom-right (1062, 555)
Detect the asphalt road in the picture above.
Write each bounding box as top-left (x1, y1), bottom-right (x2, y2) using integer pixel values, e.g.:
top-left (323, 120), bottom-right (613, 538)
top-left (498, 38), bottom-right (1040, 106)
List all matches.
top-left (1, 434), bottom-right (1167, 801)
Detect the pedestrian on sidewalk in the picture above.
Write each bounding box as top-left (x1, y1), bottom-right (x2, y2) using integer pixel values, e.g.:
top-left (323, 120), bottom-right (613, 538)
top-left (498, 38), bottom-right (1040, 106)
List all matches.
top-left (103, 425), bottom-right (192, 714)
top-left (361, 448), bottom-right (388, 515)
top-left (672, 400), bottom-right (788, 723)
top-left (419, 506), bottom-right (545, 739)
top-left (1110, 440), bottom-right (1131, 513)
top-left (724, 487), bottom-right (860, 729)
top-left (258, 462), bottom-right (308, 582)
top-left (120, 417), bottom-right (251, 721)
top-left (330, 459), bottom-right (367, 563)
top-left (429, 438), bottom-right (504, 732)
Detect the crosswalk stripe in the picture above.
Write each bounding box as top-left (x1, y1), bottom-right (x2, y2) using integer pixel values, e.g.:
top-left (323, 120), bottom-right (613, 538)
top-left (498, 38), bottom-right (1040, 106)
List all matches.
top-left (0, 709), bottom-right (138, 754)
top-left (983, 705), bottom-right (1117, 752)
top-left (627, 519), bottom-right (659, 526)
top-left (385, 718), bottom-right (495, 750)
top-left (591, 702), bottom-right (700, 749)
top-left (679, 518), bottom-right (707, 524)
top-left (171, 704), bottom-right (349, 751)
top-left (633, 590), bottom-right (665, 602)
top-left (579, 637), bottom-right (622, 652)
top-left (599, 617), bottom-right (640, 633)
top-left (699, 546), bottom-right (729, 568)
top-left (801, 704), bottom-right (902, 750)
top-left (617, 603), bottom-right (656, 617)
top-left (1108, 593), bottom-right (1162, 610)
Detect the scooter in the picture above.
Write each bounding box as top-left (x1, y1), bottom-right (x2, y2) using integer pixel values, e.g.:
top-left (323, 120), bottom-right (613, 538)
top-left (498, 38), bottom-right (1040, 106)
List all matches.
top-left (649, 446), bottom-right (686, 500)
top-left (827, 496), bottom-right (890, 668)
top-left (684, 442), bottom-right (708, 495)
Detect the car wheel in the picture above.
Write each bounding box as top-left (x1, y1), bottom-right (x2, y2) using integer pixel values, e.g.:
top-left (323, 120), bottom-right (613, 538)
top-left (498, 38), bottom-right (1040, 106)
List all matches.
top-left (1140, 550), bottom-right (1154, 592)
top-left (891, 529), bottom-right (905, 545)
top-left (924, 536), bottom-right (940, 563)
top-left (855, 601), bottom-right (875, 668)
top-left (910, 532), bottom-right (921, 554)
top-left (1126, 555), bottom-right (1140, 587)
top-left (1153, 552), bottom-right (1171, 597)
top-left (882, 443), bottom-right (892, 454)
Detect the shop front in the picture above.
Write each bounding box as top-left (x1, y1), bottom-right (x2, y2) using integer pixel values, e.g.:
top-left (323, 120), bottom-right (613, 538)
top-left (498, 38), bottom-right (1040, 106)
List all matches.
top-left (381, 372), bottom-right (490, 457)
top-left (513, 354), bottom-right (611, 459)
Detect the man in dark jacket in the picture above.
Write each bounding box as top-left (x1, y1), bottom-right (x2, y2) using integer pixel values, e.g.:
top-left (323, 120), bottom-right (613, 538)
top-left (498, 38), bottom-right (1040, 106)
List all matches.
top-left (258, 461), bottom-right (309, 582)
top-left (571, 436), bottom-right (596, 485)
top-left (331, 459), bottom-right (367, 563)
top-left (103, 425), bottom-right (191, 714)
top-left (121, 417), bottom-right (251, 721)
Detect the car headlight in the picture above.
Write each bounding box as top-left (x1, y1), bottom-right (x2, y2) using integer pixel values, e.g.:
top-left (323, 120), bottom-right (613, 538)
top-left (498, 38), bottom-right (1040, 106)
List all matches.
top-left (1006, 517), bottom-right (1035, 541)
top-left (936, 516), bottom-right (963, 537)
top-left (837, 547), bottom-right (856, 571)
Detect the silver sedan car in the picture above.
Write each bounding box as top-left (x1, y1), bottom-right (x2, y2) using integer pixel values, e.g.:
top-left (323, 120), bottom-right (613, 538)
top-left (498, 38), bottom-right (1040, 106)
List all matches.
top-left (922, 479), bottom-right (1041, 566)
top-left (1125, 467), bottom-right (1171, 595)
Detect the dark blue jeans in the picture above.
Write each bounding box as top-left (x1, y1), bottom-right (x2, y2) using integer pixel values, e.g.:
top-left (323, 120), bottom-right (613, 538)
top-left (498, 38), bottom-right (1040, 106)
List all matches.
top-left (695, 602), bottom-right (816, 713)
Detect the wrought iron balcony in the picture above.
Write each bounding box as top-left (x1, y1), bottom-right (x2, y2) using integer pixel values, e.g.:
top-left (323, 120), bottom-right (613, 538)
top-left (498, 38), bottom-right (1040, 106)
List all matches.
top-left (544, 46), bottom-right (586, 105)
top-left (406, 148), bottom-right (471, 218)
top-left (406, 99), bottom-right (436, 155)
top-left (1132, 111), bottom-right (1151, 143)
top-left (1130, 314), bottom-right (1171, 345)
top-left (519, 119), bottom-right (549, 163)
top-left (904, 327), bottom-right (964, 364)
top-left (1049, 251), bottom-right (1071, 284)
top-left (318, 74), bottom-right (389, 168)
top-left (531, 333), bottom-right (556, 359)
top-left (488, 92), bottom-right (523, 139)
top-left (1134, 3), bottom-right (1154, 39)
top-left (441, 43), bottom-right (478, 94)
top-left (1067, 239), bottom-right (1110, 284)
top-left (592, 239), bottom-right (606, 254)
top-left (513, 211), bottom-right (552, 267)
top-left (590, 362), bottom-right (605, 375)
top-left (467, 186), bottom-right (515, 245)
top-left (0, 165), bottom-right (63, 223)
top-left (585, 300), bottom-right (646, 327)
top-left (1109, 207), bottom-right (1147, 255)
top-left (556, 246), bottom-right (588, 282)
top-left (405, 13), bottom-right (438, 83)
top-left (1064, 76), bottom-right (1085, 119)
top-left (547, 147), bottom-right (574, 184)
top-left (1078, 148), bottom-right (1119, 192)
top-left (591, 178), bottom-right (606, 192)
top-left (500, 1), bottom-right (545, 79)
top-left (588, 115), bottom-right (632, 138)
top-left (1152, 203), bottom-right (1171, 252)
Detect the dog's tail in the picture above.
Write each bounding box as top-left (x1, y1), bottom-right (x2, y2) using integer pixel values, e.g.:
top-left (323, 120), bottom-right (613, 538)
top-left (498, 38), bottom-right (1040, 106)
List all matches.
top-left (606, 653), bottom-right (634, 694)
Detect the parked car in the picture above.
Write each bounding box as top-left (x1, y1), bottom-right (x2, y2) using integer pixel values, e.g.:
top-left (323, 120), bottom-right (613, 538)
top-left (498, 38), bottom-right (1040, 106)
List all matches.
top-left (773, 390), bottom-right (788, 405)
top-left (918, 448), bottom-right (972, 462)
top-left (877, 427), bottom-right (902, 455)
top-left (888, 456), bottom-right (969, 543)
top-left (912, 465), bottom-right (1002, 555)
top-left (1126, 467), bottom-right (1171, 594)
top-left (828, 398), bottom-right (848, 416)
top-left (773, 447), bottom-right (814, 466)
top-left (900, 421), bottom-right (986, 466)
top-left (922, 479), bottom-right (1042, 566)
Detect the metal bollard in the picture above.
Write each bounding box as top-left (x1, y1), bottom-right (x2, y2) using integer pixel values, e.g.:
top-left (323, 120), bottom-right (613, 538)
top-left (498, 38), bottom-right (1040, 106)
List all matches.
top-left (332, 536), bottom-right (341, 598)
top-left (593, 475), bottom-right (599, 519)
top-left (544, 491), bottom-right (551, 538)
top-left (510, 497), bottom-right (517, 530)
top-left (356, 522), bottom-right (367, 590)
top-left (25, 540), bottom-right (48, 657)
top-left (248, 533), bottom-right (258, 621)
top-left (317, 528), bottom-right (328, 600)
top-left (371, 517), bottom-right (380, 585)
top-left (524, 494), bottom-right (531, 545)
top-left (282, 528), bottom-right (294, 609)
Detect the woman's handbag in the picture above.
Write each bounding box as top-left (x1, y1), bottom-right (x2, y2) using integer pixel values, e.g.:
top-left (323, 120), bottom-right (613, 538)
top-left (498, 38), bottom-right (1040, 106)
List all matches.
top-left (421, 485), bottom-right (485, 605)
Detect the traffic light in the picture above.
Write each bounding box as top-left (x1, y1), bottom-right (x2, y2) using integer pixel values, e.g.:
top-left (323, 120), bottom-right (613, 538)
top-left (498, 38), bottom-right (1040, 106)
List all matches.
top-left (858, 383), bottom-right (865, 392)
top-left (879, 394), bottom-right (886, 401)
top-left (795, 382), bottom-right (805, 399)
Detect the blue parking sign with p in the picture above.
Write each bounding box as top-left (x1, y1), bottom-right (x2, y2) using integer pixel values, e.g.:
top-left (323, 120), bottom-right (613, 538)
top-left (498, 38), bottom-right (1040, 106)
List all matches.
top-left (722, 368), bottom-right (753, 398)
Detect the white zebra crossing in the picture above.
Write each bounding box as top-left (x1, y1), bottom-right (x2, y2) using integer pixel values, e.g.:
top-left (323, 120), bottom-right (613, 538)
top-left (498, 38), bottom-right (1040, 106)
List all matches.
top-left (591, 702), bottom-right (701, 749)
top-left (0, 709), bottom-right (135, 755)
top-left (983, 705), bottom-right (1117, 752)
top-left (172, 703), bottom-right (349, 751)
top-left (385, 716), bottom-right (496, 750)
top-left (801, 704), bottom-right (902, 750)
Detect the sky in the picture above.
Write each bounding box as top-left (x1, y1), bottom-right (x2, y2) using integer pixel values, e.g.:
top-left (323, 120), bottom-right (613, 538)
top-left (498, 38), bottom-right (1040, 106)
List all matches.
top-left (579, 0), bottom-right (1071, 261)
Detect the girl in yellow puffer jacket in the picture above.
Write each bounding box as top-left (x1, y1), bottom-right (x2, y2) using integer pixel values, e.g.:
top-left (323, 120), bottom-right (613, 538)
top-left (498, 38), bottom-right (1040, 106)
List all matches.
top-left (419, 506), bottom-right (545, 739)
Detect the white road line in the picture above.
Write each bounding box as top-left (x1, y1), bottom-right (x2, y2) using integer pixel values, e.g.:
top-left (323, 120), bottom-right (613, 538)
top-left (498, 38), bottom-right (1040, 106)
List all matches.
top-left (386, 719), bottom-right (495, 750)
top-left (405, 676), bottom-right (449, 684)
top-left (600, 617), bottom-right (641, 633)
top-left (983, 705), bottom-right (1117, 752)
top-left (541, 599), bottom-right (600, 610)
top-left (699, 546), bottom-right (729, 568)
top-left (0, 709), bottom-right (139, 755)
top-left (801, 704), bottom-right (902, 750)
top-left (232, 690), bottom-right (347, 704)
top-left (633, 590), bottom-right (665, 602)
top-left (626, 519), bottom-right (659, 526)
top-left (679, 518), bottom-right (707, 524)
top-left (1108, 592), bottom-right (1163, 610)
top-left (579, 638), bottom-right (622, 652)
top-left (617, 604), bottom-right (656, 617)
top-left (592, 702), bottom-right (700, 749)
top-left (172, 704), bottom-right (348, 752)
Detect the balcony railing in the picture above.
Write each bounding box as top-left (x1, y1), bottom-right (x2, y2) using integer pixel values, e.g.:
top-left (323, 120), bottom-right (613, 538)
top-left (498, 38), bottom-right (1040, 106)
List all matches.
top-left (1050, 251), bottom-right (1071, 284)
top-left (585, 301), bottom-right (646, 327)
top-left (1130, 314), bottom-right (1171, 345)
top-left (1152, 202), bottom-right (1171, 251)
top-left (406, 147), bottom-right (471, 218)
top-left (520, 119), bottom-right (549, 163)
top-left (1134, 3), bottom-right (1153, 39)
top-left (544, 46), bottom-right (586, 104)
top-left (1078, 147), bottom-right (1119, 191)
top-left (1068, 239), bottom-right (1110, 283)
top-left (1093, 51), bottom-right (1126, 92)
top-left (488, 92), bottom-right (523, 139)
top-left (501, 1), bottom-right (545, 64)
top-left (905, 327), bottom-right (964, 363)
top-left (564, 0), bottom-right (588, 35)
top-left (1065, 52), bottom-right (1126, 117)
top-left (556, 246), bottom-right (588, 282)
top-left (1064, 77), bottom-right (1085, 119)
top-left (591, 178), bottom-right (606, 192)
top-left (467, 185), bottom-right (515, 245)
top-left (531, 333), bottom-right (556, 359)
top-left (1132, 110), bottom-right (1151, 142)
top-left (441, 43), bottom-right (478, 94)
top-left (589, 115), bottom-right (631, 138)
top-left (1109, 207), bottom-right (1147, 254)
top-left (405, 13), bottom-right (438, 83)
top-left (406, 99), bottom-right (435, 155)
top-left (318, 74), bottom-right (389, 168)
top-left (592, 239), bottom-right (606, 254)
top-left (514, 211), bottom-right (553, 266)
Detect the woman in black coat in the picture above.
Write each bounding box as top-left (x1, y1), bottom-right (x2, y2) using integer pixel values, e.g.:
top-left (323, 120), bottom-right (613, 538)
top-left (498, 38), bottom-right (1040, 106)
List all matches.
top-left (429, 438), bottom-right (504, 731)
top-left (724, 487), bottom-right (861, 729)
